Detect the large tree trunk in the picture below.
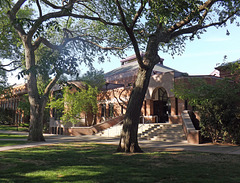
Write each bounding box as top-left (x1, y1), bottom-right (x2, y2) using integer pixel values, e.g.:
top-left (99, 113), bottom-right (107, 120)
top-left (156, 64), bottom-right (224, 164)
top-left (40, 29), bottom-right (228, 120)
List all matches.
top-left (117, 61), bottom-right (154, 152)
top-left (24, 40), bottom-right (45, 141)
top-left (28, 99), bottom-right (46, 141)
top-left (117, 34), bottom-right (161, 152)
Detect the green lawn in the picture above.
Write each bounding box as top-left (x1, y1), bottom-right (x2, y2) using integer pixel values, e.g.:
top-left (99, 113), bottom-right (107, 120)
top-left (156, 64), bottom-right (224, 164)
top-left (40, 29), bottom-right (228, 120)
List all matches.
top-left (0, 133), bottom-right (27, 139)
top-left (0, 140), bottom-right (29, 147)
top-left (0, 143), bottom-right (240, 183)
top-left (0, 133), bottom-right (28, 147)
top-left (0, 125), bottom-right (28, 132)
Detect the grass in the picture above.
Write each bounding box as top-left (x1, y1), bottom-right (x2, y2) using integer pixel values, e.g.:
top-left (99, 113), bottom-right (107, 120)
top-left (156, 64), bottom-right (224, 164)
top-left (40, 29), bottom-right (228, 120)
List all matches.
top-left (0, 143), bottom-right (240, 183)
top-left (0, 133), bottom-right (28, 147)
top-left (0, 125), bottom-right (28, 132)
top-left (0, 125), bottom-right (28, 146)
top-left (0, 140), bottom-right (29, 147)
top-left (0, 133), bottom-right (27, 139)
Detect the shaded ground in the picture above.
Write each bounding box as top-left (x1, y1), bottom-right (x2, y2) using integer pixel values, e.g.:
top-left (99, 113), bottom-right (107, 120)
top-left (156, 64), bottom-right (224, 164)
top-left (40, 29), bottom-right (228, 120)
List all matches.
top-left (1, 143), bottom-right (240, 183)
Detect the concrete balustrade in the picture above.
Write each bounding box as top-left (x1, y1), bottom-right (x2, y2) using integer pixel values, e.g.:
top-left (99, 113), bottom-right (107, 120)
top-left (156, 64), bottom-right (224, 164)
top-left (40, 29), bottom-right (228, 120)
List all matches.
top-left (181, 110), bottom-right (200, 144)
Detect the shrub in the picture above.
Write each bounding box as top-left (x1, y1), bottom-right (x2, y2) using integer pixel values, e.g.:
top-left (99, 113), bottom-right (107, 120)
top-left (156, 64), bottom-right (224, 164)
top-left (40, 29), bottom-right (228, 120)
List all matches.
top-left (174, 78), bottom-right (240, 144)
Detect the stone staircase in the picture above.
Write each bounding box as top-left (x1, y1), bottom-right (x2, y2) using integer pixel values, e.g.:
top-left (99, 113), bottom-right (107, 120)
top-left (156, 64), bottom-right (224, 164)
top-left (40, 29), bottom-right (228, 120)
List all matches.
top-left (95, 123), bottom-right (122, 137)
top-left (138, 123), bottom-right (186, 142)
top-left (96, 123), bottom-right (186, 143)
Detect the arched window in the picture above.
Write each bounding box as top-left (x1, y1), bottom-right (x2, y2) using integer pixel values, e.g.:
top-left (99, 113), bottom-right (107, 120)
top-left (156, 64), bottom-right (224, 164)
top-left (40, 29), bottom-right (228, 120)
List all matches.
top-left (158, 88), bottom-right (168, 102)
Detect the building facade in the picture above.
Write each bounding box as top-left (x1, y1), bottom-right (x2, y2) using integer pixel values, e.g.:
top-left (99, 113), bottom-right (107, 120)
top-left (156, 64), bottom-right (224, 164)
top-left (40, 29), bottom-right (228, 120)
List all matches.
top-left (94, 54), bottom-right (219, 126)
top-left (0, 84), bottom-right (29, 125)
top-left (1, 54), bottom-right (221, 136)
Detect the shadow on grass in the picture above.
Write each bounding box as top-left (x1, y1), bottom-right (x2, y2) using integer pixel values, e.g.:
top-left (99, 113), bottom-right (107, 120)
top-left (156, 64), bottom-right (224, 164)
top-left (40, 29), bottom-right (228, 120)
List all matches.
top-left (0, 141), bottom-right (29, 147)
top-left (0, 133), bottom-right (28, 139)
top-left (0, 143), bottom-right (240, 183)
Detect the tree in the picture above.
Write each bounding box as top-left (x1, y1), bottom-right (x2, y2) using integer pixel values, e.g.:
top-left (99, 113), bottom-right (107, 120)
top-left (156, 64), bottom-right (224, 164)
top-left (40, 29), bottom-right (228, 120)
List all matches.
top-left (1, 0), bottom-right (123, 141)
top-left (78, 0), bottom-right (239, 152)
top-left (174, 78), bottom-right (240, 144)
top-left (50, 84), bottom-right (98, 126)
top-left (50, 69), bottom-right (104, 126)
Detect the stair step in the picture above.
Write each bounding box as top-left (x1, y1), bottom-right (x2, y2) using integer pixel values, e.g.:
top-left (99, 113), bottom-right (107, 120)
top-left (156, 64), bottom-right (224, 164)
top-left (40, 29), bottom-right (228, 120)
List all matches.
top-left (138, 123), bottom-right (186, 142)
top-left (96, 123), bottom-right (186, 142)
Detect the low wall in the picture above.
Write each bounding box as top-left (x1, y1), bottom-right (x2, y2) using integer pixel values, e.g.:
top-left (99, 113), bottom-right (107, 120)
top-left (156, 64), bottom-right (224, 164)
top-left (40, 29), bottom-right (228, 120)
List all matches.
top-left (181, 110), bottom-right (200, 144)
top-left (65, 115), bottom-right (124, 136)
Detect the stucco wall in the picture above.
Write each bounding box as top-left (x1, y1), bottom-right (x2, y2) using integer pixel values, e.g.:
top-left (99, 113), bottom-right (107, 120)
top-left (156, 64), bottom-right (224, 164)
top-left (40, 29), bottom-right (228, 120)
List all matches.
top-left (146, 71), bottom-right (175, 100)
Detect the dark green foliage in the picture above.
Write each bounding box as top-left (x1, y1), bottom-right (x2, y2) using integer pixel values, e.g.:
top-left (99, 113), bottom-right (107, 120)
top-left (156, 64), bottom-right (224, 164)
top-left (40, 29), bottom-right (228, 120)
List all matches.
top-left (174, 78), bottom-right (240, 144)
top-left (0, 108), bottom-right (14, 125)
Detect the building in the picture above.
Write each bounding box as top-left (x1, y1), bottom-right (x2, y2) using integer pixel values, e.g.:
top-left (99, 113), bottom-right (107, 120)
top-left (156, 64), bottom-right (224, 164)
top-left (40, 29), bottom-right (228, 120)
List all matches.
top-left (0, 83), bottom-right (28, 125)
top-left (215, 60), bottom-right (240, 81)
top-left (0, 53), bottom-right (221, 138)
top-left (95, 53), bottom-right (220, 124)
top-left (49, 53), bottom-right (219, 136)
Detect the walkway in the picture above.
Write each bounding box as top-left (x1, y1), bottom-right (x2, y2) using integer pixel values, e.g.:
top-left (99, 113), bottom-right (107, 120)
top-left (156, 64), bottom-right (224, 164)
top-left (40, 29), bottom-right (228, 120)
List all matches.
top-left (0, 130), bottom-right (240, 154)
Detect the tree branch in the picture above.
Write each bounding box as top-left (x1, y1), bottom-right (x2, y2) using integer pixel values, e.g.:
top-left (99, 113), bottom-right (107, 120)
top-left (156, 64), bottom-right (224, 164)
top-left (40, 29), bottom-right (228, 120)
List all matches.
top-left (36, 0), bottom-right (43, 17)
top-left (7, 0), bottom-right (27, 37)
top-left (28, 10), bottom-right (123, 39)
top-left (10, 0), bottom-right (27, 17)
top-left (0, 65), bottom-right (22, 72)
top-left (115, 0), bottom-right (147, 69)
top-left (130, 0), bottom-right (146, 30)
top-left (115, 0), bottom-right (129, 29)
top-left (0, 60), bottom-right (21, 67)
top-left (112, 88), bottom-right (128, 109)
top-left (170, 9), bottom-right (239, 39)
top-left (0, 59), bottom-right (22, 72)
top-left (33, 35), bottom-right (126, 51)
top-left (41, 0), bottom-right (63, 9)
top-left (77, 2), bottom-right (101, 18)
top-left (43, 72), bottom-right (61, 99)
top-left (33, 37), bottom-right (57, 50)
top-left (168, 0), bottom-right (216, 33)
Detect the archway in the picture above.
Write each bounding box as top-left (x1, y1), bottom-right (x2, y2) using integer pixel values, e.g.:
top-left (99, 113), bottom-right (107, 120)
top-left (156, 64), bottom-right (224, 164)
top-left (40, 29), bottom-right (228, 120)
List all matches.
top-left (152, 87), bottom-right (170, 123)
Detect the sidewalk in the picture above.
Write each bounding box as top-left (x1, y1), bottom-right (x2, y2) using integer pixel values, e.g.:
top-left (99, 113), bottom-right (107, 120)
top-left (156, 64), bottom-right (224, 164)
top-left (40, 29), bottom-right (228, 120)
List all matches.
top-left (0, 131), bottom-right (240, 154)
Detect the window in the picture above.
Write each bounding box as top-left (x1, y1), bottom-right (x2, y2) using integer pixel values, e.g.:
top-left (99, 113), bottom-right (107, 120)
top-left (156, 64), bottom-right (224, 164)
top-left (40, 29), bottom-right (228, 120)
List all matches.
top-left (120, 104), bottom-right (126, 115)
top-left (184, 100), bottom-right (188, 110)
top-left (109, 103), bottom-right (114, 117)
top-left (101, 104), bottom-right (106, 117)
top-left (175, 98), bottom-right (178, 115)
top-left (158, 88), bottom-right (168, 102)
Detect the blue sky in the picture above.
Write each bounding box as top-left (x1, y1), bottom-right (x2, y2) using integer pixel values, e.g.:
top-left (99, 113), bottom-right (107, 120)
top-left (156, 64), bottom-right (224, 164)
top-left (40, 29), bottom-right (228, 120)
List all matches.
top-left (91, 22), bottom-right (240, 76)
top-left (8, 21), bottom-right (240, 85)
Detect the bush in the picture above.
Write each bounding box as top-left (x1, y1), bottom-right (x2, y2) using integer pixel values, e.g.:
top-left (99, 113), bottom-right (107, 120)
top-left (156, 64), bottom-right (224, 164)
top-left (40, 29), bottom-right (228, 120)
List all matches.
top-left (174, 78), bottom-right (240, 144)
top-left (0, 108), bottom-right (14, 125)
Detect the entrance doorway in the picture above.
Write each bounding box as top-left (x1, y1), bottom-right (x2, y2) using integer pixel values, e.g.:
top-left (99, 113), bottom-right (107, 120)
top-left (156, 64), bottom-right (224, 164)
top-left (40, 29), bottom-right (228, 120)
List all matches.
top-left (153, 87), bottom-right (169, 123)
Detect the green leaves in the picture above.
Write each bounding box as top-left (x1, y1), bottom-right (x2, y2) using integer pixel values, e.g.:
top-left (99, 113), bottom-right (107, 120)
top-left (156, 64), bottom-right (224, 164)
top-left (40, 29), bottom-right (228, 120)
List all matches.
top-left (50, 85), bottom-right (98, 125)
top-left (174, 77), bottom-right (240, 144)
